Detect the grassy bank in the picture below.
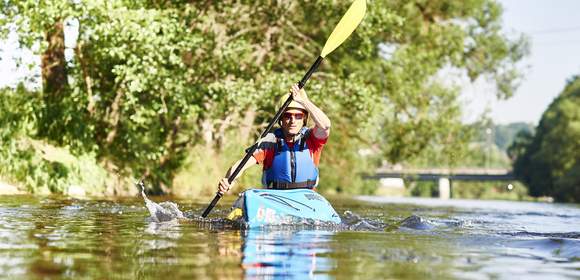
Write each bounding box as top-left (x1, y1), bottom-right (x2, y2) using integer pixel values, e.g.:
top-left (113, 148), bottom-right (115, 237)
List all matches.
top-left (0, 137), bottom-right (135, 196)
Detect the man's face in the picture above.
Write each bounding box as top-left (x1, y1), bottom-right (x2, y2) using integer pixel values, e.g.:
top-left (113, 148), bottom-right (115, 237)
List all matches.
top-left (281, 109), bottom-right (306, 136)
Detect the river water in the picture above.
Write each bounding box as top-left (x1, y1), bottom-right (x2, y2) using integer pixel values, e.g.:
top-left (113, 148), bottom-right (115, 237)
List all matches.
top-left (0, 194), bottom-right (578, 279)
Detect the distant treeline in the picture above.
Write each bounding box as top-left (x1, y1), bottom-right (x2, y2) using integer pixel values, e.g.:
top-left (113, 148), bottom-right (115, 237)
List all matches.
top-left (493, 123), bottom-right (535, 151)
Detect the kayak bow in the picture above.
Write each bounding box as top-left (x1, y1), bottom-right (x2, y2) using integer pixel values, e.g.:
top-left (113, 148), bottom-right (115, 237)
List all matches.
top-left (227, 188), bottom-right (341, 228)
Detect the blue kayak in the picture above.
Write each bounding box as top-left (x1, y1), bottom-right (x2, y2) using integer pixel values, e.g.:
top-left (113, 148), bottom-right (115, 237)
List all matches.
top-left (227, 188), bottom-right (341, 227)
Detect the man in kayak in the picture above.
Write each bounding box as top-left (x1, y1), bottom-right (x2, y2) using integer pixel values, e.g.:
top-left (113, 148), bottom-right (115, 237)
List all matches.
top-left (217, 83), bottom-right (331, 194)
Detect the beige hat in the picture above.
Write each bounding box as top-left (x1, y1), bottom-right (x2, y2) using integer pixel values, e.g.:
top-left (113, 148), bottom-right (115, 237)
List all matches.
top-left (286, 100), bottom-right (307, 112)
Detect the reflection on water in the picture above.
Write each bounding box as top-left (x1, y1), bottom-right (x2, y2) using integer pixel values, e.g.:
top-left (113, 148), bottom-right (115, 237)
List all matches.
top-left (242, 230), bottom-right (335, 279)
top-left (0, 195), bottom-right (578, 279)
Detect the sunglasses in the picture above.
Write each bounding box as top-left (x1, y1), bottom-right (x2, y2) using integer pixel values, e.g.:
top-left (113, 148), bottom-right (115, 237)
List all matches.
top-left (282, 112), bottom-right (305, 120)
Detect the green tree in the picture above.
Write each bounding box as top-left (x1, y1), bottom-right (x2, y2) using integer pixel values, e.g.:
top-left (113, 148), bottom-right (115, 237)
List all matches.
top-left (511, 75), bottom-right (580, 202)
top-left (1, 0), bottom-right (528, 194)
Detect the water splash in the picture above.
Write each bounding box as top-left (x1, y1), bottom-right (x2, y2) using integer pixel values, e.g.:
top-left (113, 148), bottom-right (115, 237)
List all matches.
top-left (399, 215), bottom-right (436, 230)
top-left (340, 211), bottom-right (438, 231)
top-left (139, 182), bottom-right (185, 222)
top-left (341, 210), bottom-right (385, 231)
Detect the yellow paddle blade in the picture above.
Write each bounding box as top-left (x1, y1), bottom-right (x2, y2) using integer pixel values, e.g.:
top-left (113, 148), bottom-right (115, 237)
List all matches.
top-left (320, 0), bottom-right (367, 58)
top-left (226, 208), bottom-right (243, 221)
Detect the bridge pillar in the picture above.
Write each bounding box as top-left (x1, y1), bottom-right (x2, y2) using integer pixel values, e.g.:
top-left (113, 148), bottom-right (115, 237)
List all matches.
top-left (438, 177), bottom-right (451, 199)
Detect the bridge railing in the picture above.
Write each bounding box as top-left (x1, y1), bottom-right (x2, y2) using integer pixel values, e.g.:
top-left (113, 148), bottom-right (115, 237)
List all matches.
top-left (366, 167), bottom-right (517, 199)
top-left (370, 167), bottom-right (515, 181)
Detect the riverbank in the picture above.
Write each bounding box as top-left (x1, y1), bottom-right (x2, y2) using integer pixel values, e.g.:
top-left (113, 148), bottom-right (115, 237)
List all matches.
top-left (0, 181), bottom-right (24, 195)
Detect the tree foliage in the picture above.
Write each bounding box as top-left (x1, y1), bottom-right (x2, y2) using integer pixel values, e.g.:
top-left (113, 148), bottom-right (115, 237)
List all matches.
top-left (510, 76), bottom-right (580, 202)
top-left (1, 0), bottom-right (527, 194)
top-left (494, 122), bottom-right (534, 151)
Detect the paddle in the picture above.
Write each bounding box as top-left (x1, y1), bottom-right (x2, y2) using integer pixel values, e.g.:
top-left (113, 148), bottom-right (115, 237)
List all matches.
top-left (201, 0), bottom-right (366, 218)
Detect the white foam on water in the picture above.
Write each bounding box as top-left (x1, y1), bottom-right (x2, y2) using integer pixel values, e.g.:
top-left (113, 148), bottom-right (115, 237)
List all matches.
top-left (140, 183), bottom-right (185, 222)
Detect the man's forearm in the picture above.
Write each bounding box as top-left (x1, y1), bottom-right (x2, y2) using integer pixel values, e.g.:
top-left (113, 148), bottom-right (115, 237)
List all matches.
top-left (302, 99), bottom-right (331, 131)
top-left (225, 157), bottom-right (258, 181)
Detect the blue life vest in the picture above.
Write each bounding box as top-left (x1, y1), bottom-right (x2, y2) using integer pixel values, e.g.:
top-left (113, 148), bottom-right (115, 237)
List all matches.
top-left (262, 128), bottom-right (319, 189)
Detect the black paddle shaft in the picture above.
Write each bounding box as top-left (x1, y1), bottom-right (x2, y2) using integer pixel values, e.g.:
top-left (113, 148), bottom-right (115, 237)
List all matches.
top-left (200, 56), bottom-right (324, 218)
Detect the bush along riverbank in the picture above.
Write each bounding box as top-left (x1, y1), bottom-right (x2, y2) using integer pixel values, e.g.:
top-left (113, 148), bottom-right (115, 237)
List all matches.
top-left (0, 137), bottom-right (136, 197)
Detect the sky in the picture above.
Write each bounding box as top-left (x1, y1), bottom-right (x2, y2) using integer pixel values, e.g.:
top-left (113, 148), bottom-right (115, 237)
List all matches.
top-left (462, 0), bottom-right (580, 125)
top-left (0, 31), bottom-right (37, 87)
top-left (1, 1), bottom-right (580, 126)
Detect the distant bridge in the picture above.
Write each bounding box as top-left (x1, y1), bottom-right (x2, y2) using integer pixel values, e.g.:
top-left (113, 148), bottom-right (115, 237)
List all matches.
top-left (367, 167), bottom-right (516, 199)
top-left (369, 167), bottom-right (515, 181)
